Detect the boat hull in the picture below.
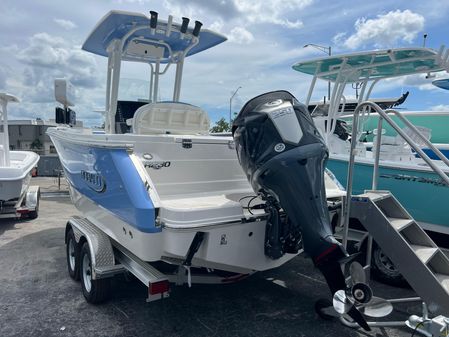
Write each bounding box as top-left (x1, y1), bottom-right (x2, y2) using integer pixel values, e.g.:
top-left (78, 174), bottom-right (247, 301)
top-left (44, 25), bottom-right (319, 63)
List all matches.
top-left (0, 151), bottom-right (39, 204)
top-left (328, 157), bottom-right (449, 233)
top-left (49, 128), bottom-right (297, 273)
top-left (0, 174), bottom-right (31, 204)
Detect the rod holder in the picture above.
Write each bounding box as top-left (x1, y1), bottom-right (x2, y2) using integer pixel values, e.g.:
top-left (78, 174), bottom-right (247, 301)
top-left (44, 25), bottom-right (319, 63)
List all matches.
top-left (180, 17), bottom-right (189, 33)
top-left (192, 21), bottom-right (202, 37)
top-left (180, 17), bottom-right (189, 40)
top-left (149, 11), bottom-right (158, 31)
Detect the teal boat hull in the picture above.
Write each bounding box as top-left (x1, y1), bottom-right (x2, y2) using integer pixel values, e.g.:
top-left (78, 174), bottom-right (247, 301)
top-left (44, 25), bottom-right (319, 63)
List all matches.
top-left (341, 112), bottom-right (449, 143)
top-left (327, 157), bottom-right (449, 232)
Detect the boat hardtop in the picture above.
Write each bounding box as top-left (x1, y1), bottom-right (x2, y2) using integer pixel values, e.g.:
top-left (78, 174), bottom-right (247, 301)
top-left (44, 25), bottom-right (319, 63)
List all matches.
top-left (0, 93), bottom-right (19, 104)
top-left (293, 47), bottom-right (448, 83)
top-left (82, 10), bottom-right (227, 61)
top-left (291, 46), bottom-right (449, 138)
top-left (73, 10), bottom-right (230, 135)
top-left (433, 78), bottom-right (449, 90)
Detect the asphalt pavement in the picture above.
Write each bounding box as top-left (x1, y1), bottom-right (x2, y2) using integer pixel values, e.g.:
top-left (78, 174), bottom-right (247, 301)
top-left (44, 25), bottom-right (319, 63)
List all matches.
top-left (0, 178), bottom-right (420, 337)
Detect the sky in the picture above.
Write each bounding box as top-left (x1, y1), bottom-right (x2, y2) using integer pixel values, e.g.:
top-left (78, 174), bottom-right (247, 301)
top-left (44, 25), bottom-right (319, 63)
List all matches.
top-left (1, 0), bottom-right (449, 127)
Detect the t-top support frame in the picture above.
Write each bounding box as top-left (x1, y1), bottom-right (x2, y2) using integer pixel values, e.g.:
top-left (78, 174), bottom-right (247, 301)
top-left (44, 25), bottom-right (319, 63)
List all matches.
top-left (103, 14), bottom-right (201, 133)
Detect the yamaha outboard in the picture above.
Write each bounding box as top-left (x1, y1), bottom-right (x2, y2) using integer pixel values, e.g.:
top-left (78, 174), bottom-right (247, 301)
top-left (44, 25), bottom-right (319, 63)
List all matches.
top-left (232, 91), bottom-right (369, 330)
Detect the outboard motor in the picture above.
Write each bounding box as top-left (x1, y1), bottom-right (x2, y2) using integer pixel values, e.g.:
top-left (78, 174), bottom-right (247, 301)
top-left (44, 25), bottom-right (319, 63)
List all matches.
top-left (233, 91), bottom-right (369, 330)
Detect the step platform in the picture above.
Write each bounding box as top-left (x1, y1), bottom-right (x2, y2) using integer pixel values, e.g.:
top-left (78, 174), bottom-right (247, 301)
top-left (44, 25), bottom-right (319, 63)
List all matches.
top-left (351, 190), bottom-right (449, 315)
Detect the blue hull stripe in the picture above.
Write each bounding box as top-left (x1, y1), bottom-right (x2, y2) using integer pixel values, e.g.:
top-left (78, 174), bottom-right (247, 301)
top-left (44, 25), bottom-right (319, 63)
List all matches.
top-left (61, 142), bottom-right (158, 233)
top-left (421, 148), bottom-right (449, 161)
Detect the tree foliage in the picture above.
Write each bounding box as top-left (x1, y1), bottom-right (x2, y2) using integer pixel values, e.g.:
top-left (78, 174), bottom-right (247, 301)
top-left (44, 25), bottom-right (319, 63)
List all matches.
top-left (210, 117), bottom-right (231, 133)
top-left (30, 139), bottom-right (43, 149)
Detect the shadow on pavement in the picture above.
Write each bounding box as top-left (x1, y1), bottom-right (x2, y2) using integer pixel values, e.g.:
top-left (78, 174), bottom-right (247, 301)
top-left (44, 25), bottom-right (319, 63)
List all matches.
top-left (0, 228), bottom-right (416, 337)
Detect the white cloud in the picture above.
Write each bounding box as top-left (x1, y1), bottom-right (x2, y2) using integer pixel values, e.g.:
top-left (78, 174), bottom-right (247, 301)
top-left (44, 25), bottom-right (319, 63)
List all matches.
top-left (208, 21), bottom-right (224, 33)
top-left (0, 66), bottom-right (9, 89)
top-left (54, 18), bottom-right (77, 30)
top-left (17, 33), bottom-right (68, 67)
top-left (430, 104), bottom-right (449, 111)
top-left (342, 10), bottom-right (425, 49)
top-left (234, 0), bottom-right (311, 28)
top-left (383, 71), bottom-right (449, 92)
top-left (16, 33), bottom-right (99, 89)
top-left (332, 32), bottom-right (347, 45)
top-left (228, 26), bottom-right (254, 44)
top-left (163, 0), bottom-right (311, 29)
top-left (3, 31), bottom-right (104, 126)
top-left (2, 0), bottom-right (449, 127)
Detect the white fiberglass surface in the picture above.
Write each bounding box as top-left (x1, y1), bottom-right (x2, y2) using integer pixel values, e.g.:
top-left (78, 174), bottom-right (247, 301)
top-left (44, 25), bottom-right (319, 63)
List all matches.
top-left (160, 194), bottom-right (245, 227)
top-left (0, 151), bottom-right (39, 179)
top-left (50, 127), bottom-right (346, 223)
top-left (49, 127), bottom-right (253, 199)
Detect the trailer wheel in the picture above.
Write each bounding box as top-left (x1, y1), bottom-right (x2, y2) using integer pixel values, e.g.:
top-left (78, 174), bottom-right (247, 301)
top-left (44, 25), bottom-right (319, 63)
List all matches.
top-left (66, 229), bottom-right (80, 280)
top-left (371, 244), bottom-right (407, 287)
top-left (28, 199), bottom-right (39, 219)
top-left (80, 242), bottom-right (110, 303)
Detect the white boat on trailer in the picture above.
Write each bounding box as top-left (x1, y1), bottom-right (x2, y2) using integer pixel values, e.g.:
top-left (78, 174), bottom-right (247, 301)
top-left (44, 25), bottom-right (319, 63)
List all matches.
top-left (48, 10), bottom-right (347, 304)
top-left (0, 93), bottom-right (40, 219)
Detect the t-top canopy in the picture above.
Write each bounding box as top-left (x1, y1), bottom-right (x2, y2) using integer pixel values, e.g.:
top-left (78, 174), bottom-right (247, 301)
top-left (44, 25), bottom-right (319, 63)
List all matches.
top-left (82, 10), bottom-right (227, 61)
top-left (292, 48), bottom-right (448, 83)
top-left (0, 93), bottom-right (20, 104)
top-left (433, 79), bottom-right (449, 90)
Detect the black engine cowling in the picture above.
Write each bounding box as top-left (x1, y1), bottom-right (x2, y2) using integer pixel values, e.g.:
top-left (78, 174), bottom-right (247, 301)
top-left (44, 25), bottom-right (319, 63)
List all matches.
top-left (232, 90), bottom-right (340, 260)
top-left (232, 91), bottom-right (369, 330)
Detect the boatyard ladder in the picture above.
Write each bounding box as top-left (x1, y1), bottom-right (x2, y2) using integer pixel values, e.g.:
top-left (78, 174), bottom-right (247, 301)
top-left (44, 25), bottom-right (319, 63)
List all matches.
top-left (339, 101), bottom-right (449, 332)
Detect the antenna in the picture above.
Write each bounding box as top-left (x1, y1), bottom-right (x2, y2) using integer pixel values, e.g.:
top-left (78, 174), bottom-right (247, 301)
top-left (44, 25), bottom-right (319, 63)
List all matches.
top-left (352, 82), bottom-right (363, 99)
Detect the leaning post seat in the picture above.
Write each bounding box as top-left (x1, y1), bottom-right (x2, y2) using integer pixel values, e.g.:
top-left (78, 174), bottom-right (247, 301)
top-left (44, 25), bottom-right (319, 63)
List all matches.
top-left (128, 102), bottom-right (210, 135)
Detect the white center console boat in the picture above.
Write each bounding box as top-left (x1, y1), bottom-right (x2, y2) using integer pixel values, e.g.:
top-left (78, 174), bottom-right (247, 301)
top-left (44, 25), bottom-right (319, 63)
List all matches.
top-left (0, 93), bottom-right (40, 219)
top-left (48, 10), bottom-right (346, 304)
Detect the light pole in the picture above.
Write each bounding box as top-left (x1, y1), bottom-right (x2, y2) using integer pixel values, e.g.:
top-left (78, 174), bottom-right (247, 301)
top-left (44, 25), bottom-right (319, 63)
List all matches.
top-left (303, 44), bottom-right (331, 102)
top-left (229, 86), bottom-right (242, 127)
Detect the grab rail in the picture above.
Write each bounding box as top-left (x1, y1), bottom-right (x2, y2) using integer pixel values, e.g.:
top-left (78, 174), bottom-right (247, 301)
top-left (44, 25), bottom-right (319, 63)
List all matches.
top-left (341, 101), bottom-right (449, 250)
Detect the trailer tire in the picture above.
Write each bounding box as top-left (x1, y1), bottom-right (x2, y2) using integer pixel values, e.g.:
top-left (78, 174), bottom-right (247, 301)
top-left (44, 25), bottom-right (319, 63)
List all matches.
top-left (28, 201), bottom-right (39, 219)
top-left (371, 244), bottom-right (407, 287)
top-left (80, 242), bottom-right (110, 303)
top-left (66, 229), bottom-right (80, 280)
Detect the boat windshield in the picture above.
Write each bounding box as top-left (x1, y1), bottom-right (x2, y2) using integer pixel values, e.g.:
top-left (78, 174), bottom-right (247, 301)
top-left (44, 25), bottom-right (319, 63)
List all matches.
top-left (118, 78), bottom-right (151, 102)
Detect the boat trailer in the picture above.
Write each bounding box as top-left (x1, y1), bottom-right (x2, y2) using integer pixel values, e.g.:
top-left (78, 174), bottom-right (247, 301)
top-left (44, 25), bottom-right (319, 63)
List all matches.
top-left (0, 185), bottom-right (40, 219)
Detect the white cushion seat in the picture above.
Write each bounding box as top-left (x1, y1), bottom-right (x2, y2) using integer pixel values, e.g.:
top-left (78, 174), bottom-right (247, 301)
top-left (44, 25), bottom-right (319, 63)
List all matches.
top-left (129, 102), bottom-right (210, 135)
